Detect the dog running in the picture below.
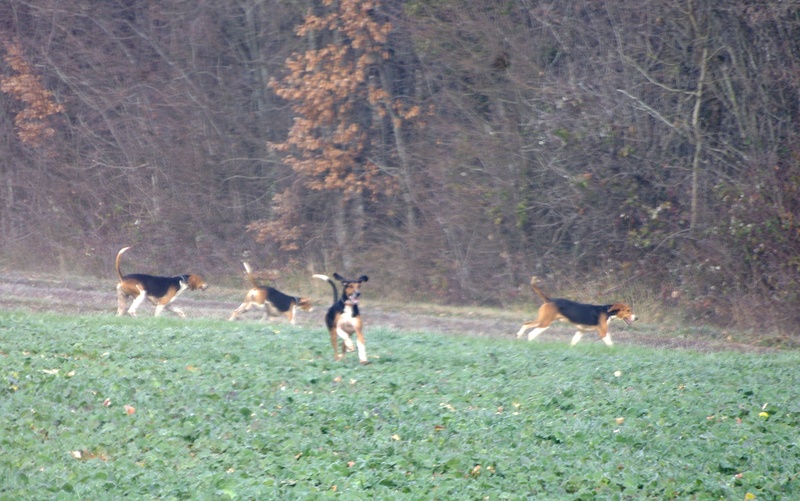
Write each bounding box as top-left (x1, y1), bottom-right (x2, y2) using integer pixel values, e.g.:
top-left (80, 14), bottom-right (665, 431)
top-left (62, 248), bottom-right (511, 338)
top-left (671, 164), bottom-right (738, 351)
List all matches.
top-left (115, 246), bottom-right (208, 318)
top-left (229, 262), bottom-right (313, 324)
top-left (313, 273), bottom-right (369, 364)
top-left (515, 277), bottom-right (636, 346)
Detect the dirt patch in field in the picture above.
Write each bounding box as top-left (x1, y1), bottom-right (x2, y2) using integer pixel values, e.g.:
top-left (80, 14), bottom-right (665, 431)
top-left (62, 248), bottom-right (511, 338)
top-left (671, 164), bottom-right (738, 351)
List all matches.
top-left (0, 272), bottom-right (780, 354)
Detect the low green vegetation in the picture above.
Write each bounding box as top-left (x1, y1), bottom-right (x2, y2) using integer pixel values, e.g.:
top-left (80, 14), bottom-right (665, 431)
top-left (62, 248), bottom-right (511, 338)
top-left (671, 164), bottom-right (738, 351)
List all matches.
top-left (1, 311), bottom-right (798, 500)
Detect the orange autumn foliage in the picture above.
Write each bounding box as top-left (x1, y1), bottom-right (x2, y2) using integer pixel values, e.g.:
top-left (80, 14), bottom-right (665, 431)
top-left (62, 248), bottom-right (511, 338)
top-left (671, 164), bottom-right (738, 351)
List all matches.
top-left (1, 39), bottom-right (64, 146)
top-left (253, 0), bottom-right (420, 251)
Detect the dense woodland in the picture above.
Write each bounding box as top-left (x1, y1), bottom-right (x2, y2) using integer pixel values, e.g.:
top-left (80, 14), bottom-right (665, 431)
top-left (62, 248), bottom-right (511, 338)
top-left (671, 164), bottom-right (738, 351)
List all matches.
top-left (1, 0), bottom-right (798, 334)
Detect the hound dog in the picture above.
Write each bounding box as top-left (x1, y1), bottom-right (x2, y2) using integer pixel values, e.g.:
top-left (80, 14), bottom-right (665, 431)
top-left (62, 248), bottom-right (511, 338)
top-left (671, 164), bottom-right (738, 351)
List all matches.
top-left (313, 273), bottom-right (369, 364)
top-left (515, 277), bottom-right (636, 346)
top-left (229, 262), bottom-right (313, 324)
top-left (115, 246), bottom-right (208, 318)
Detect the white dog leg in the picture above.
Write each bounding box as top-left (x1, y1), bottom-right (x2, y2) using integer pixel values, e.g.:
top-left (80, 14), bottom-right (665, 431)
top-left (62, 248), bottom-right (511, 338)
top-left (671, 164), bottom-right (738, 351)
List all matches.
top-left (128, 289), bottom-right (147, 316)
top-left (528, 327), bottom-right (548, 341)
top-left (356, 339), bottom-right (367, 363)
top-left (337, 328), bottom-right (355, 352)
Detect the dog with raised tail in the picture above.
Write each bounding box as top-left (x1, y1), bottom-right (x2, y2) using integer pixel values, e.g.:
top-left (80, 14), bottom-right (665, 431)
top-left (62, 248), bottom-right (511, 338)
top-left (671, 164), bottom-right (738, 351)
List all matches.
top-left (313, 273), bottom-right (369, 364)
top-left (115, 246), bottom-right (208, 318)
top-left (229, 262), bottom-right (313, 324)
top-left (515, 276), bottom-right (636, 346)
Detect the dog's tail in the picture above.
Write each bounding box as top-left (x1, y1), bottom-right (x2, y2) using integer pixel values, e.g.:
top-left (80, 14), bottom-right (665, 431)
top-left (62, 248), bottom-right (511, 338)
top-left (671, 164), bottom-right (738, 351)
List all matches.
top-left (116, 246), bottom-right (131, 282)
top-left (530, 276), bottom-right (551, 302)
top-left (313, 274), bottom-right (338, 303)
top-left (242, 262), bottom-right (259, 288)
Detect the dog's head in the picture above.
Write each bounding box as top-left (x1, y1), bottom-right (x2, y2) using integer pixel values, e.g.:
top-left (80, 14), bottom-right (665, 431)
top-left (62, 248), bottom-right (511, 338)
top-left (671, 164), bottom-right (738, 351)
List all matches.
top-left (297, 297), bottom-right (314, 311)
top-left (609, 303), bottom-right (636, 325)
top-left (186, 274), bottom-right (209, 291)
top-left (332, 273), bottom-right (368, 305)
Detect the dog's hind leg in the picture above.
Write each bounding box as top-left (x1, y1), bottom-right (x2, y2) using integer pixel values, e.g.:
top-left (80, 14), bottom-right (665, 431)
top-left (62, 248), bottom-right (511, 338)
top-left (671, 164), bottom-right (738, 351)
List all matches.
top-left (116, 287), bottom-right (129, 316)
top-left (517, 322), bottom-right (549, 340)
top-left (515, 323), bottom-right (533, 338)
top-left (329, 329), bottom-right (344, 361)
top-left (570, 331), bottom-right (583, 346)
top-left (517, 304), bottom-right (556, 341)
top-left (527, 326), bottom-right (549, 341)
top-left (128, 288), bottom-right (147, 316)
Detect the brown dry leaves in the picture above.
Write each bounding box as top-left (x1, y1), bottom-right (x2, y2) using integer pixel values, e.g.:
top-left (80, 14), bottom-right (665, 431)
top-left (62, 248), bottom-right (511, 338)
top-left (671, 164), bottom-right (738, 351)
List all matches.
top-left (0, 39), bottom-right (64, 146)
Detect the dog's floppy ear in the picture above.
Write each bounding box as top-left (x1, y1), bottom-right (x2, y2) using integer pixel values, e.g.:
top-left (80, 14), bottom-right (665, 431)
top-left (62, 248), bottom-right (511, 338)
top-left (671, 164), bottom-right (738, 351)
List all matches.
top-left (608, 303), bottom-right (624, 313)
top-left (332, 272), bottom-right (368, 283)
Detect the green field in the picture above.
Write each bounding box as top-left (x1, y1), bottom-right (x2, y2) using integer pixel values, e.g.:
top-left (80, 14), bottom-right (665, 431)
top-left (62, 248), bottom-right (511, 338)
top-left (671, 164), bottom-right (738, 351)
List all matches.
top-left (1, 311), bottom-right (798, 500)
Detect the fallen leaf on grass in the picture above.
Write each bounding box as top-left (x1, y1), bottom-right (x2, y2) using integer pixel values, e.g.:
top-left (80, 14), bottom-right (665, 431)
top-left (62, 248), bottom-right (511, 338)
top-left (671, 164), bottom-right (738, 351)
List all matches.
top-left (615, 417), bottom-right (625, 425)
top-left (70, 450), bottom-right (108, 461)
top-left (124, 404), bottom-right (135, 415)
top-left (103, 398), bottom-right (111, 407)
top-left (391, 434), bottom-right (401, 441)
top-left (42, 369), bottom-right (59, 375)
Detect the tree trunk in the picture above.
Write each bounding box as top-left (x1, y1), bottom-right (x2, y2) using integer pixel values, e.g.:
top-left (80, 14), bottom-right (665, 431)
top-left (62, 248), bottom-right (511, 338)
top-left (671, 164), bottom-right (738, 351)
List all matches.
top-left (688, 0), bottom-right (709, 232)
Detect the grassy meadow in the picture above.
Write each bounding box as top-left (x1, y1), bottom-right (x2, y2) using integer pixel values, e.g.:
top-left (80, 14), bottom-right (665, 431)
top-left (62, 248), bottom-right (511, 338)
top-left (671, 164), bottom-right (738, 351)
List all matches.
top-left (1, 310), bottom-right (798, 500)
